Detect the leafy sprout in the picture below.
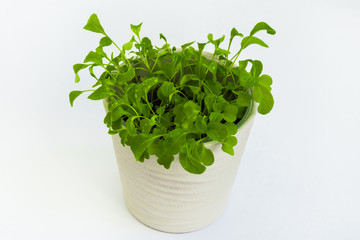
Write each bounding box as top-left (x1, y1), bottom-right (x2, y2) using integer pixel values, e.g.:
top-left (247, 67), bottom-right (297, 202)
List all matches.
top-left (70, 13), bottom-right (276, 174)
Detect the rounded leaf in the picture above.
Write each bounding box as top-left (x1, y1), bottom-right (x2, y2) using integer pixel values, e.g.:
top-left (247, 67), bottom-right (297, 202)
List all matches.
top-left (207, 122), bottom-right (228, 141)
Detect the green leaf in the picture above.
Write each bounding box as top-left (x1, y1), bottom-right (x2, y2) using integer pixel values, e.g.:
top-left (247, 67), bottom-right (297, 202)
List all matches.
top-left (238, 60), bottom-right (248, 72)
top-left (223, 104), bottom-right (238, 122)
top-left (236, 91), bottom-right (252, 107)
top-left (95, 46), bottom-right (107, 57)
top-left (128, 134), bottom-right (161, 162)
top-left (172, 52), bottom-right (183, 70)
top-left (69, 90), bottom-right (85, 107)
top-left (204, 79), bottom-right (222, 95)
top-left (225, 122), bottom-right (237, 135)
top-left (182, 118), bottom-right (195, 130)
top-left (111, 118), bottom-right (123, 130)
top-left (88, 86), bottom-right (112, 100)
top-left (83, 13), bottom-right (105, 34)
top-left (179, 139), bottom-right (206, 174)
top-left (160, 33), bottom-right (167, 43)
top-left (250, 22), bottom-right (276, 36)
top-left (253, 85), bottom-right (274, 114)
top-left (196, 92), bottom-right (205, 104)
top-left (84, 51), bottom-right (103, 65)
top-left (73, 63), bottom-right (90, 74)
top-left (205, 60), bottom-right (218, 77)
top-left (250, 60), bottom-right (263, 77)
top-left (241, 36), bottom-right (269, 50)
top-left (116, 67), bottom-right (135, 85)
top-left (119, 129), bottom-right (128, 146)
top-left (181, 41), bottom-right (195, 50)
top-left (140, 117), bottom-right (156, 134)
top-left (159, 82), bottom-right (176, 98)
top-left (140, 37), bottom-right (153, 52)
top-left (215, 35), bottom-right (225, 46)
top-left (148, 140), bottom-right (163, 156)
top-left (138, 103), bottom-right (151, 118)
top-left (73, 64), bottom-right (90, 83)
top-left (197, 42), bottom-right (207, 55)
top-left (191, 142), bottom-right (214, 167)
top-left (157, 154), bottom-right (174, 169)
top-left (122, 41), bottom-right (133, 51)
top-left (213, 102), bottom-right (228, 113)
top-left (125, 117), bottom-right (137, 136)
top-left (173, 104), bottom-right (186, 125)
top-left (200, 147), bottom-right (214, 166)
top-left (111, 106), bottom-right (129, 121)
top-left (194, 116), bottom-right (207, 133)
top-left (108, 129), bottom-right (120, 135)
top-left (160, 62), bottom-right (173, 78)
top-left (139, 151), bottom-right (150, 162)
top-left (88, 65), bottom-right (98, 80)
top-left (238, 71), bottom-right (254, 88)
top-left (209, 112), bottom-right (224, 123)
top-left (207, 34), bottom-right (225, 48)
top-left (230, 27), bottom-right (244, 41)
top-left (204, 94), bottom-right (217, 112)
top-left (183, 101), bottom-right (200, 121)
top-left (160, 112), bottom-right (173, 128)
top-left (104, 112), bottom-right (111, 126)
top-left (258, 74), bottom-right (273, 91)
top-left (164, 128), bottom-right (188, 155)
top-left (179, 74), bottom-right (199, 86)
top-left (130, 22), bottom-right (143, 38)
top-left (221, 136), bottom-right (238, 155)
top-left (75, 74), bottom-right (80, 83)
top-left (99, 37), bottom-right (112, 47)
top-left (139, 77), bottom-right (158, 99)
top-left (214, 48), bottom-right (230, 56)
top-left (156, 105), bottom-right (166, 115)
top-left (207, 122), bottom-right (228, 141)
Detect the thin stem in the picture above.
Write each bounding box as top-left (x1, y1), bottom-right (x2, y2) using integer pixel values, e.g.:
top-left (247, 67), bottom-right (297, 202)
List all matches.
top-left (196, 137), bottom-right (207, 143)
top-left (226, 39), bottom-right (232, 60)
top-left (145, 99), bottom-right (156, 115)
top-left (175, 90), bottom-right (189, 100)
top-left (106, 34), bottom-right (132, 67)
top-left (151, 54), bottom-right (162, 73)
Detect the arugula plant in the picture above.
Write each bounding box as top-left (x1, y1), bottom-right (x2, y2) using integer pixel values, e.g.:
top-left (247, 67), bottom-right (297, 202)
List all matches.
top-left (70, 14), bottom-right (276, 174)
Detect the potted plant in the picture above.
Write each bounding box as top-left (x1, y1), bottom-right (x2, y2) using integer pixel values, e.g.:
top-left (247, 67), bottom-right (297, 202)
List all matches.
top-left (70, 13), bottom-right (276, 233)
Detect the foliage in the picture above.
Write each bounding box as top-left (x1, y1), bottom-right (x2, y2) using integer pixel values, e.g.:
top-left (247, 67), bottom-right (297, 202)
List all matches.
top-left (70, 13), bottom-right (276, 174)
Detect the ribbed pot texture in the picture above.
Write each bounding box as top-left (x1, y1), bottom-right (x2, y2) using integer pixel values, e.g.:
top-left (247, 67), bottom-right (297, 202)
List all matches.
top-left (110, 101), bottom-right (257, 233)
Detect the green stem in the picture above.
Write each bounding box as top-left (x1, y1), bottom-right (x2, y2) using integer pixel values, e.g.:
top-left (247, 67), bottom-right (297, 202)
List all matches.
top-left (175, 90), bottom-right (189, 100)
top-left (125, 104), bottom-right (139, 116)
top-left (150, 55), bottom-right (161, 72)
top-left (106, 34), bottom-right (131, 67)
top-left (145, 99), bottom-right (157, 116)
top-left (226, 39), bottom-right (232, 60)
top-left (196, 137), bottom-right (207, 143)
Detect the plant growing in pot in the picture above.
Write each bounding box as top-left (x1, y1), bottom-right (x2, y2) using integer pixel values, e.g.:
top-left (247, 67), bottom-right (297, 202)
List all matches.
top-left (70, 13), bottom-right (276, 233)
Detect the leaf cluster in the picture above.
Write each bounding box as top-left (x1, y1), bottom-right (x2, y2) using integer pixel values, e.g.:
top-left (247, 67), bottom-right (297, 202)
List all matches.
top-left (70, 14), bottom-right (276, 174)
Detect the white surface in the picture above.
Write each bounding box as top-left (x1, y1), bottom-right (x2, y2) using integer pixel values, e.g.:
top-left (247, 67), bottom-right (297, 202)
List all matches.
top-left (0, 0), bottom-right (359, 239)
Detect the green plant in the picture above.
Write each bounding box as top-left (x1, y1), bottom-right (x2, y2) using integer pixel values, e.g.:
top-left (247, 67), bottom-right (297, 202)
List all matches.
top-left (70, 14), bottom-right (276, 174)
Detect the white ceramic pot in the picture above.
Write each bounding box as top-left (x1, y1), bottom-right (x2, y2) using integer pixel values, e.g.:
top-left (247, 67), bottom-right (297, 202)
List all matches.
top-left (110, 100), bottom-right (257, 233)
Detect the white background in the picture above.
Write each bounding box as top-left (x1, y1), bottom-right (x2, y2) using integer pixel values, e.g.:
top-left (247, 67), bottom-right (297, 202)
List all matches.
top-left (0, 0), bottom-right (359, 239)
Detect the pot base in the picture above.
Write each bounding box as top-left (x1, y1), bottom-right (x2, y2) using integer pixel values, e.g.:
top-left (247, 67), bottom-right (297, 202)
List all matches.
top-left (124, 194), bottom-right (227, 233)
